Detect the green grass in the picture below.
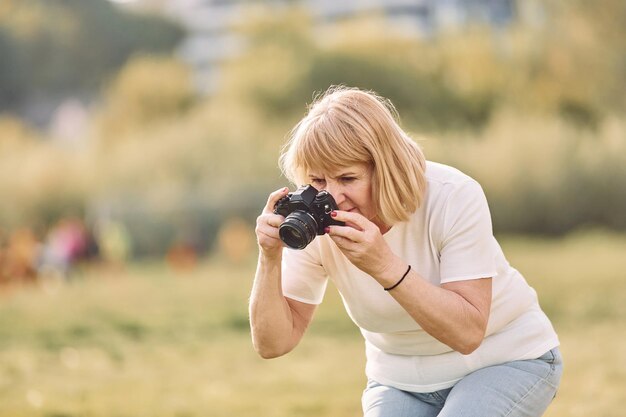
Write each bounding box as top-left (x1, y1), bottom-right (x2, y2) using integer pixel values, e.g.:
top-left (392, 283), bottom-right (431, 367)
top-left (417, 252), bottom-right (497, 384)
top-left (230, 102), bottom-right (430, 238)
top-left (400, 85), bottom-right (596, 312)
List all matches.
top-left (0, 231), bottom-right (624, 417)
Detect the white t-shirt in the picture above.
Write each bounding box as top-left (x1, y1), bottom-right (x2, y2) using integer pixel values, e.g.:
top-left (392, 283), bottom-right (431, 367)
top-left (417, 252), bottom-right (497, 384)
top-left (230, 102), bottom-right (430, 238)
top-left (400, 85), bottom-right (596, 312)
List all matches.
top-left (281, 161), bottom-right (559, 393)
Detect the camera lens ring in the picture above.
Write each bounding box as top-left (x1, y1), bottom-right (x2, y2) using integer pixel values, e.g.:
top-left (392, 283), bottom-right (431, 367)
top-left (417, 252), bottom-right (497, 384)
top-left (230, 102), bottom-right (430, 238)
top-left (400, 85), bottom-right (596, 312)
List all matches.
top-left (279, 211), bottom-right (318, 249)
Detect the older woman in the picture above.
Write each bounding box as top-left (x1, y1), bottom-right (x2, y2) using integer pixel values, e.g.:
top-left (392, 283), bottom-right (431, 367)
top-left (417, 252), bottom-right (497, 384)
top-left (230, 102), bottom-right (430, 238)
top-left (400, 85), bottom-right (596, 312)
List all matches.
top-left (250, 86), bottom-right (562, 417)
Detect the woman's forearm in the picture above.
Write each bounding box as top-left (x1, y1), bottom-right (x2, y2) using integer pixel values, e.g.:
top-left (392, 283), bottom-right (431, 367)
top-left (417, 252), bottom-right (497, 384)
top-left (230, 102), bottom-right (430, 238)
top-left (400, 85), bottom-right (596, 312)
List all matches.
top-left (249, 252), bottom-right (301, 358)
top-left (377, 260), bottom-right (492, 355)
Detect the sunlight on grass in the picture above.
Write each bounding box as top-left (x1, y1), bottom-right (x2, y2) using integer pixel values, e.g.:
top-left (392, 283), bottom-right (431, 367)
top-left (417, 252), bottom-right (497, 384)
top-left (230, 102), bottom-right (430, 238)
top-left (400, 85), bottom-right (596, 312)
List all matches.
top-left (0, 231), bottom-right (624, 416)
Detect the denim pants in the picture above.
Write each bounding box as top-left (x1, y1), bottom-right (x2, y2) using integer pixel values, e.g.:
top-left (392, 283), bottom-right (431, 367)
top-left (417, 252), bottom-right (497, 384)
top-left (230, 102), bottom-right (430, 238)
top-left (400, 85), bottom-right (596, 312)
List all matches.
top-left (362, 348), bottom-right (563, 417)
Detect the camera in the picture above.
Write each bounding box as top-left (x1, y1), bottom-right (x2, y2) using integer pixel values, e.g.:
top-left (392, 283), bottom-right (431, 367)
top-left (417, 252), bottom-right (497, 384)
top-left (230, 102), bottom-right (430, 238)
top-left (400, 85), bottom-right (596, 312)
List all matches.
top-left (274, 185), bottom-right (345, 249)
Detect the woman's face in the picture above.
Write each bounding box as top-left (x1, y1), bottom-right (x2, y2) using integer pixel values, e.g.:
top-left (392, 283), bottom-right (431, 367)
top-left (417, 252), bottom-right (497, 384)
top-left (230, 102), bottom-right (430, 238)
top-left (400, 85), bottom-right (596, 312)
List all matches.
top-left (307, 163), bottom-right (385, 230)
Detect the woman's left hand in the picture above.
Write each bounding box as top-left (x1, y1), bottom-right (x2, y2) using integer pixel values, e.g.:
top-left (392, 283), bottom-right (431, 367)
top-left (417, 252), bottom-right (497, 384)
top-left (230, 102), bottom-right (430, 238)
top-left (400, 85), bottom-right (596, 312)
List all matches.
top-left (325, 210), bottom-right (400, 279)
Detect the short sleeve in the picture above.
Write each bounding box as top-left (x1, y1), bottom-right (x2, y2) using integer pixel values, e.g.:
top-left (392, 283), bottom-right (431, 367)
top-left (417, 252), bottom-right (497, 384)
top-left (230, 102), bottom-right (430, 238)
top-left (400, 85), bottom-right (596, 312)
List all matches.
top-left (281, 244), bottom-right (328, 304)
top-left (439, 180), bottom-right (498, 283)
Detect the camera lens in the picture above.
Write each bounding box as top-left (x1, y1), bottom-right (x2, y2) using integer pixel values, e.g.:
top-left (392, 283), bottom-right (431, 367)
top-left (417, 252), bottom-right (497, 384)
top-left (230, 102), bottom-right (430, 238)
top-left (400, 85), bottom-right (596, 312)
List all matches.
top-left (279, 211), bottom-right (317, 249)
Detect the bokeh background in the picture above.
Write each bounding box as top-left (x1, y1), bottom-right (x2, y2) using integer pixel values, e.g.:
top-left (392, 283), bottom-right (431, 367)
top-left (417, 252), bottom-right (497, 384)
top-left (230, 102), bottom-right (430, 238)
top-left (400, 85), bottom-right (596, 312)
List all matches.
top-left (0, 0), bottom-right (624, 416)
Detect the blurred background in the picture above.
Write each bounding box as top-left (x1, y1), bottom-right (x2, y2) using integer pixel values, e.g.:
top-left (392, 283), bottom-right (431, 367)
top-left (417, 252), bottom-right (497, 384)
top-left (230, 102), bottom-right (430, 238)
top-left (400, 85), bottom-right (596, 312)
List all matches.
top-left (0, 0), bottom-right (624, 416)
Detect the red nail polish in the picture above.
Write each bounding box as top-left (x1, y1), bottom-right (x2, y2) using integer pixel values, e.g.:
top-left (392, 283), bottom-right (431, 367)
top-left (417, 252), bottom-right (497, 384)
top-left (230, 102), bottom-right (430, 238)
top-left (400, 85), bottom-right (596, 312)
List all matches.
top-left (330, 211), bottom-right (337, 217)
top-left (324, 227), bottom-right (330, 234)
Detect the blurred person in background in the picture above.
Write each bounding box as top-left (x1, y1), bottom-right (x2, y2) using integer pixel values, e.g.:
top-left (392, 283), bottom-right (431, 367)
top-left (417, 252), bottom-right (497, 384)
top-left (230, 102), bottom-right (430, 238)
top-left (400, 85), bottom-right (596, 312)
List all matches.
top-left (250, 86), bottom-right (562, 417)
top-left (38, 217), bottom-right (89, 280)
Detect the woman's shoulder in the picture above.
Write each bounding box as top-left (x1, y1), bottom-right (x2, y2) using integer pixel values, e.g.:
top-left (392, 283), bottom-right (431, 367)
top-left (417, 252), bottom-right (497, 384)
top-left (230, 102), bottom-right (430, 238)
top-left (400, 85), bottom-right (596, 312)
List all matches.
top-left (425, 160), bottom-right (478, 186)
top-left (421, 161), bottom-right (486, 214)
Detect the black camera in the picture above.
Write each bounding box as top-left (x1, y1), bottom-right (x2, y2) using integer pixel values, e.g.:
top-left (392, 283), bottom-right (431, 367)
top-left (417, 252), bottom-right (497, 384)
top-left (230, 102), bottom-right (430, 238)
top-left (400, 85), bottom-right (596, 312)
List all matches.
top-left (274, 185), bottom-right (345, 249)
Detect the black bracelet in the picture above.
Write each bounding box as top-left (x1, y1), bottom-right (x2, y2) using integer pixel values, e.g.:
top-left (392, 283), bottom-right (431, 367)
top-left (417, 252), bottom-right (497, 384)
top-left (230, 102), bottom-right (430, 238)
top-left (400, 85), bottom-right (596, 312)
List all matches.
top-left (384, 265), bottom-right (411, 291)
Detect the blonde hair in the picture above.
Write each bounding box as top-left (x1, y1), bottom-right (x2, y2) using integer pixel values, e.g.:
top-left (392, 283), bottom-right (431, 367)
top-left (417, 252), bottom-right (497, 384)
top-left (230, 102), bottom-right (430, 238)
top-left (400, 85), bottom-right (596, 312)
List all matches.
top-left (279, 86), bottom-right (427, 225)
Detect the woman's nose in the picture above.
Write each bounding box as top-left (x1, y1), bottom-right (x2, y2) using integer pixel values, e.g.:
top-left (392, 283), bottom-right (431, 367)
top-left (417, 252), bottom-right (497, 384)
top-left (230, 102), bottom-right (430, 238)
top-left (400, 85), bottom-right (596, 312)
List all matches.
top-left (325, 183), bottom-right (344, 204)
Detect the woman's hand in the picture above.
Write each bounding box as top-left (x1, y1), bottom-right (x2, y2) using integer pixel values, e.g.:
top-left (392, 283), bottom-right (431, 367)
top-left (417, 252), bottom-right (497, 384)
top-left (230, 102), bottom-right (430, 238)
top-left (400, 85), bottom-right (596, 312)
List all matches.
top-left (255, 187), bottom-right (290, 259)
top-left (326, 210), bottom-right (400, 280)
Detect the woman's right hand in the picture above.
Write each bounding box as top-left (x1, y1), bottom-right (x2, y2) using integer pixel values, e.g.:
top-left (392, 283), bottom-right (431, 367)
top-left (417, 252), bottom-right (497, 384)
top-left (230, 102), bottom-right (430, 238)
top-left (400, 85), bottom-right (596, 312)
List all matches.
top-left (255, 187), bottom-right (290, 258)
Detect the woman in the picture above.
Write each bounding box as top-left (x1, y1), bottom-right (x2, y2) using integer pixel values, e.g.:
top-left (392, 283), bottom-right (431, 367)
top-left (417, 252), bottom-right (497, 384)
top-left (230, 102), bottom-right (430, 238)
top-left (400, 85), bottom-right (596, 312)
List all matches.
top-left (250, 86), bottom-right (562, 417)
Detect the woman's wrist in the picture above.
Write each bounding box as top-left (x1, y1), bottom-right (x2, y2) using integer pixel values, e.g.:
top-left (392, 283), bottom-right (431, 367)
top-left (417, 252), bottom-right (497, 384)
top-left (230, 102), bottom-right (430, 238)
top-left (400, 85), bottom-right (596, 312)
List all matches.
top-left (384, 265), bottom-right (411, 291)
top-left (259, 247), bottom-right (283, 263)
top-left (375, 256), bottom-right (410, 289)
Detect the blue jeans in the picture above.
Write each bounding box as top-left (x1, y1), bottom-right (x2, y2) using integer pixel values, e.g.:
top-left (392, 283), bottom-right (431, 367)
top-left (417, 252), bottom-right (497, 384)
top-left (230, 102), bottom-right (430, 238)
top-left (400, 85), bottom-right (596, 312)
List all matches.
top-left (362, 348), bottom-right (563, 417)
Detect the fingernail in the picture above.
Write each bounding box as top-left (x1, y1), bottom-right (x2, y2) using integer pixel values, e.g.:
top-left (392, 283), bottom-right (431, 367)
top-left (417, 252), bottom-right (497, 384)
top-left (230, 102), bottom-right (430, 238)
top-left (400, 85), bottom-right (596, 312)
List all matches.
top-left (283, 187), bottom-right (289, 192)
top-left (324, 227), bottom-right (330, 234)
top-left (330, 211), bottom-right (337, 217)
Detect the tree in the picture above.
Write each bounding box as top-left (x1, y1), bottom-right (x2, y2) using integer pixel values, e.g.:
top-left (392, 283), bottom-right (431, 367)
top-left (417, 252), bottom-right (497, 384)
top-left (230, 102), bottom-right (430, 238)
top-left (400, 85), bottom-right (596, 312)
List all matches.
top-left (0, 0), bottom-right (184, 116)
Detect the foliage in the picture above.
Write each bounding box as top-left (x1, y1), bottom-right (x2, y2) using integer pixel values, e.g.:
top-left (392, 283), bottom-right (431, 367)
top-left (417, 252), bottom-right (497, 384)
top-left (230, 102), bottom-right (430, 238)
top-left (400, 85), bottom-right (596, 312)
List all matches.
top-left (95, 55), bottom-right (196, 140)
top-left (225, 4), bottom-right (626, 130)
top-left (0, 116), bottom-right (90, 228)
top-left (224, 12), bottom-right (496, 132)
top-left (0, 2), bottom-right (625, 254)
top-left (0, 0), bottom-right (184, 112)
top-left (424, 113), bottom-right (626, 234)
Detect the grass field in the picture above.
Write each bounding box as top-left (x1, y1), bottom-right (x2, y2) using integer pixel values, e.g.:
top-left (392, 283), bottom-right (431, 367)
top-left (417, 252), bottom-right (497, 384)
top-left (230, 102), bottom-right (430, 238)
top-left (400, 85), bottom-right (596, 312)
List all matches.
top-left (0, 230), bottom-right (624, 417)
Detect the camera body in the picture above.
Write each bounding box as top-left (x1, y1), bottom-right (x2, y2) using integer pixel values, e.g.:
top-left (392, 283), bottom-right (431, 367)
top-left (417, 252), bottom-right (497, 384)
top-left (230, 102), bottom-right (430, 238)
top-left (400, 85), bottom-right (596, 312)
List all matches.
top-left (274, 185), bottom-right (345, 249)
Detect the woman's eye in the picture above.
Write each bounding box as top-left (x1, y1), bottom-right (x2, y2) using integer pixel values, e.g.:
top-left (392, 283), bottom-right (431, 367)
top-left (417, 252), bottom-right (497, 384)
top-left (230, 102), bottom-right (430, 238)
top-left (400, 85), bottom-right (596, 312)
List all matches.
top-left (311, 179), bottom-right (326, 185)
top-left (340, 177), bottom-right (355, 183)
